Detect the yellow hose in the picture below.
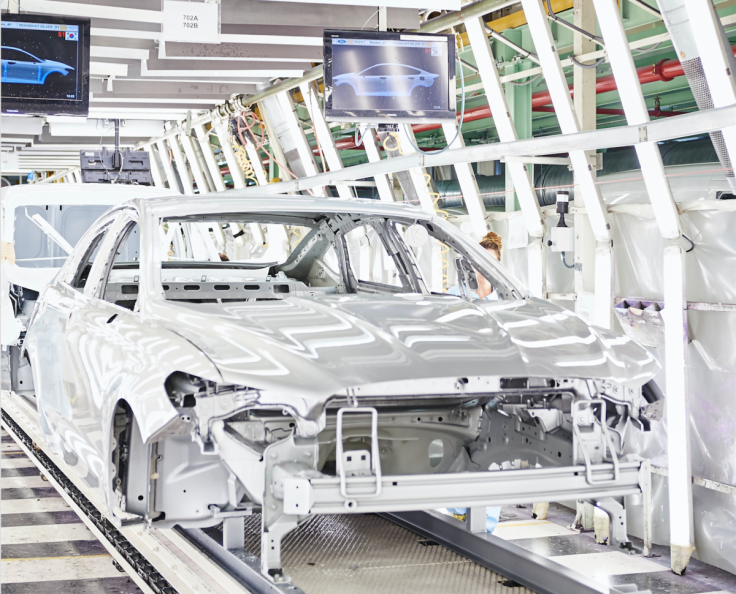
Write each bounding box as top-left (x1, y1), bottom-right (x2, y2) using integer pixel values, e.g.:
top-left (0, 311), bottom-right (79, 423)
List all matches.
top-left (233, 143), bottom-right (258, 185)
top-left (383, 132), bottom-right (450, 291)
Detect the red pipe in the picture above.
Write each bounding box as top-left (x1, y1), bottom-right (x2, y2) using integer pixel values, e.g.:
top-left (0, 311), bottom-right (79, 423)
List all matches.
top-left (532, 106), bottom-right (688, 117)
top-left (327, 46), bottom-right (736, 153)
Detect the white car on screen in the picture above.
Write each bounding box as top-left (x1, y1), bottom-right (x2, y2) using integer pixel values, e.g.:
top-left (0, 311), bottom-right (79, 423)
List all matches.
top-left (333, 63), bottom-right (438, 97)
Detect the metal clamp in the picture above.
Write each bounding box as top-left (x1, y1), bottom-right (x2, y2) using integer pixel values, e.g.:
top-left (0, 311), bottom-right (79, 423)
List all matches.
top-left (572, 399), bottom-right (620, 486)
top-left (336, 407), bottom-right (382, 500)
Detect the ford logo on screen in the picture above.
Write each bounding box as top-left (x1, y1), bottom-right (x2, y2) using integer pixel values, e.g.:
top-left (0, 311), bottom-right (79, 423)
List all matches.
top-left (336, 39), bottom-right (347, 44)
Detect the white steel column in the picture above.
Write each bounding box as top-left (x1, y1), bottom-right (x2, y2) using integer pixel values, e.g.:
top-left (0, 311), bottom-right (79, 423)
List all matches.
top-left (194, 125), bottom-right (226, 192)
top-left (180, 133), bottom-right (211, 194)
top-left (662, 245), bottom-right (694, 575)
top-left (169, 134), bottom-right (194, 196)
top-left (362, 130), bottom-right (395, 202)
top-left (592, 0), bottom-right (692, 571)
top-left (299, 82), bottom-right (354, 199)
top-left (466, 16), bottom-right (544, 239)
top-left (591, 0), bottom-right (681, 240)
top-left (686, 0), bottom-right (736, 167)
top-left (467, 15), bottom-right (545, 298)
top-left (521, 0), bottom-right (611, 244)
top-left (214, 122), bottom-right (246, 190)
top-left (397, 124), bottom-right (437, 213)
top-left (274, 91), bottom-right (327, 197)
top-left (147, 144), bottom-right (166, 189)
top-left (156, 139), bottom-right (182, 194)
top-left (441, 121), bottom-right (488, 237)
top-left (243, 136), bottom-right (269, 186)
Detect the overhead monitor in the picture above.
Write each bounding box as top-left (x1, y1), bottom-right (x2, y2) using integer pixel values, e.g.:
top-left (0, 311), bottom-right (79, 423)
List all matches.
top-left (323, 30), bottom-right (456, 124)
top-left (1, 13), bottom-right (91, 116)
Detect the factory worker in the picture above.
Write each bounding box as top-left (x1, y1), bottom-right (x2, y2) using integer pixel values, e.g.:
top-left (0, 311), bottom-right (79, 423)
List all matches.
top-left (444, 230), bottom-right (504, 532)
top-left (447, 231), bottom-right (503, 301)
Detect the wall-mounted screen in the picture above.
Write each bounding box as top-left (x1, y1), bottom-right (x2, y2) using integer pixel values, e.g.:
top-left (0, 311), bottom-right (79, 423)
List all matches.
top-left (323, 30), bottom-right (456, 124)
top-left (1, 13), bottom-right (90, 116)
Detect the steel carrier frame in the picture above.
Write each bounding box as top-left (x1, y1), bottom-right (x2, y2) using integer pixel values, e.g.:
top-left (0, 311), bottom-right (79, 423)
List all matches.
top-left (1, 389), bottom-right (651, 594)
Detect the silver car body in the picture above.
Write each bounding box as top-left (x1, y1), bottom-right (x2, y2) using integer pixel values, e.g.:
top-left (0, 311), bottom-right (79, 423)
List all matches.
top-left (333, 63), bottom-right (438, 97)
top-left (23, 194), bottom-right (662, 581)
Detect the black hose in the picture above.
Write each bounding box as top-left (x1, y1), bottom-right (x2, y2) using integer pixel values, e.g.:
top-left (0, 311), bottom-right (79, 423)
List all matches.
top-left (642, 380), bottom-right (664, 403)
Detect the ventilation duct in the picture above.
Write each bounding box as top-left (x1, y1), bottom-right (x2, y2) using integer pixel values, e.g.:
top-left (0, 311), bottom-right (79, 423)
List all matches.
top-left (658, 0), bottom-right (736, 191)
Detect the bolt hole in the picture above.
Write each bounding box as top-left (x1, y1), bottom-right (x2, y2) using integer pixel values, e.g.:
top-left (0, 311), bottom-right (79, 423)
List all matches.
top-left (138, 495), bottom-right (144, 501)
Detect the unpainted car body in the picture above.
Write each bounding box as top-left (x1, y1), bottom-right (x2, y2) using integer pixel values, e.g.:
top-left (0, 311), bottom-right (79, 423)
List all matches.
top-left (333, 63), bottom-right (438, 97)
top-left (1, 46), bottom-right (74, 84)
top-left (22, 194), bottom-right (662, 581)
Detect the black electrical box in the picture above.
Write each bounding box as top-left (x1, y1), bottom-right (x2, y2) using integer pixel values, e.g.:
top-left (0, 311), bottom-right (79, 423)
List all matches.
top-left (79, 148), bottom-right (153, 184)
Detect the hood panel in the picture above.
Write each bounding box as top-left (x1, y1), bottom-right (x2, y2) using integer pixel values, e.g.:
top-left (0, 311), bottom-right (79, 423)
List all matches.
top-left (150, 295), bottom-right (659, 412)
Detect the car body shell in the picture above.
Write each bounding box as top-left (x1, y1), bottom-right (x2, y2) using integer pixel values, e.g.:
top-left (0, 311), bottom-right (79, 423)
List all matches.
top-left (333, 63), bottom-right (438, 97)
top-left (1, 46), bottom-right (74, 84)
top-left (22, 194), bottom-right (659, 523)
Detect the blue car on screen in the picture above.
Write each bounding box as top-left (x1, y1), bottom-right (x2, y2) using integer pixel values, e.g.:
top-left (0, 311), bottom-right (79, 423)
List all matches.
top-left (1, 46), bottom-right (74, 84)
top-left (333, 63), bottom-right (438, 97)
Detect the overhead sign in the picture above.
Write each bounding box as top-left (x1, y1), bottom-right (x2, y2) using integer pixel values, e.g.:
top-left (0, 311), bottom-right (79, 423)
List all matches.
top-left (162, 1), bottom-right (220, 44)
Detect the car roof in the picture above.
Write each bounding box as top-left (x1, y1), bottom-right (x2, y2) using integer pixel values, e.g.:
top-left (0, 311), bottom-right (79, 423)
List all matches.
top-left (1, 184), bottom-right (178, 210)
top-left (131, 192), bottom-right (433, 220)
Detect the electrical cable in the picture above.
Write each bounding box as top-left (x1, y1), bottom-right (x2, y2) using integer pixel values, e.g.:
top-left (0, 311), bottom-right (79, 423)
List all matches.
top-left (570, 55), bottom-right (605, 69)
top-left (509, 73), bottom-right (543, 87)
top-left (632, 40), bottom-right (665, 55)
top-left (544, 0), bottom-right (604, 46)
top-left (561, 252), bottom-right (575, 269)
top-left (682, 234), bottom-right (695, 253)
top-left (239, 111), bottom-right (318, 196)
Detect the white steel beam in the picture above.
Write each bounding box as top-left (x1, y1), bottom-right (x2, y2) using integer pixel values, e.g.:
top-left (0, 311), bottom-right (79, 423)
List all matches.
top-left (147, 144), bottom-right (166, 189)
top-left (180, 133), bottom-right (211, 195)
top-left (299, 82), bottom-right (354, 199)
top-left (521, 0), bottom-right (612, 244)
top-left (169, 135), bottom-right (194, 196)
top-left (397, 125), bottom-right (438, 213)
top-left (362, 130), bottom-right (395, 203)
top-left (243, 136), bottom-right (269, 186)
top-left (591, 0), bottom-right (681, 240)
top-left (194, 125), bottom-right (226, 192)
top-left (274, 91), bottom-right (327, 197)
top-left (662, 244), bottom-right (695, 574)
top-left (156, 139), bottom-right (182, 193)
top-left (686, 0), bottom-right (736, 178)
top-left (593, 245), bottom-right (614, 329)
top-left (232, 104), bottom-right (736, 197)
top-left (441, 121), bottom-right (488, 237)
top-left (466, 16), bottom-right (545, 239)
top-left (214, 122), bottom-right (246, 190)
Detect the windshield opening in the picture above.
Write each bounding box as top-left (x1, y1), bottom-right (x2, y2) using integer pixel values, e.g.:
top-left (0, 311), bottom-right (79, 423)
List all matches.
top-left (111, 213), bottom-right (519, 304)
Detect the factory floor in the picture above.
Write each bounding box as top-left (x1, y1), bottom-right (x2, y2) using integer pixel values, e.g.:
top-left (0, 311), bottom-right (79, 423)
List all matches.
top-left (3, 424), bottom-right (736, 594)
